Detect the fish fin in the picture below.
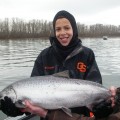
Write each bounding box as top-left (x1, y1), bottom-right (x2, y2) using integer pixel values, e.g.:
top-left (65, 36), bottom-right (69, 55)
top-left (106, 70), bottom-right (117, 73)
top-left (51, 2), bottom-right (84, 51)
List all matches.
top-left (15, 100), bottom-right (26, 108)
top-left (61, 107), bottom-right (72, 117)
top-left (53, 70), bottom-right (70, 78)
top-left (86, 104), bottom-right (92, 111)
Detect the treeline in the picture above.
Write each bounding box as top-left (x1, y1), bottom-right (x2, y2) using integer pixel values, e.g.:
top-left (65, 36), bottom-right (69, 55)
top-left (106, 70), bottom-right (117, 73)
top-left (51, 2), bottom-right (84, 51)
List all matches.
top-left (0, 18), bottom-right (120, 39)
top-left (78, 23), bottom-right (120, 37)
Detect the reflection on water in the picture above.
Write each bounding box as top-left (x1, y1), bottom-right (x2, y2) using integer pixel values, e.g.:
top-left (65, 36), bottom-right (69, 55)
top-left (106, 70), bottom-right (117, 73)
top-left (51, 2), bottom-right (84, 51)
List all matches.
top-left (0, 39), bottom-right (50, 91)
top-left (82, 37), bottom-right (120, 87)
top-left (0, 37), bottom-right (120, 119)
top-left (82, 37), bottom-right (120, 75)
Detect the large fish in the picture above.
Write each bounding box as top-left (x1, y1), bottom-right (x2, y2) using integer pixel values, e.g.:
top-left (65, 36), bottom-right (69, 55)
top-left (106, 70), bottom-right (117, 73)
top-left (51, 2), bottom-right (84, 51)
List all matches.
top-left (0, 71), bottom-right (112, 115)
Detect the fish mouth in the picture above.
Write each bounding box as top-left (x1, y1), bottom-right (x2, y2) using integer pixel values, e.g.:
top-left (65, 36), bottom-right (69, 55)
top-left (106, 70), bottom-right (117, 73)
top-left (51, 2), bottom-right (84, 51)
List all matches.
top-left (0, 86), bottom-right (17, 110)
top-left (1, 86), bottom-right (17, 103)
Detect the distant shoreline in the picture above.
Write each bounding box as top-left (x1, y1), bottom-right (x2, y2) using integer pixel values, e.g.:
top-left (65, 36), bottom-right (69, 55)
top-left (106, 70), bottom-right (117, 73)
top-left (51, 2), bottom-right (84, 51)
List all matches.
top-left (0, 18), bottom-right (120, 39)
top-left (0, 36), bottom-right (120, 40)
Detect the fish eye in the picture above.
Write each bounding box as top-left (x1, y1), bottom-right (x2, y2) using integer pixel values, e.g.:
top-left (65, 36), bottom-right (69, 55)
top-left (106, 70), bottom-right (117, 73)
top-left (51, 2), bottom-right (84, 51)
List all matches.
top-left (15, 100), bottom-right (26, 108)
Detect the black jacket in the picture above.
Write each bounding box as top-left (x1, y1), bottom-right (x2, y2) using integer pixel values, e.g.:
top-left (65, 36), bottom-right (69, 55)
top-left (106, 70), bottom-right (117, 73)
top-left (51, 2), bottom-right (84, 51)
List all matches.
top-left (31, 42), bottom-right (102, 84)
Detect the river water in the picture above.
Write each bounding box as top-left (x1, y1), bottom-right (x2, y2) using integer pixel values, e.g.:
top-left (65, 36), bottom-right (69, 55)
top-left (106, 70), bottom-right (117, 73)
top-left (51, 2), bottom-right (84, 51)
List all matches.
top-left (0, 37), bottom-right (120, 119)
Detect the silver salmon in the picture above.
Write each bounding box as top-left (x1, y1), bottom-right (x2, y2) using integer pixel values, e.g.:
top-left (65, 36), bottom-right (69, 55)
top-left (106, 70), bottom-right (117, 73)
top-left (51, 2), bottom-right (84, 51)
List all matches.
top-left (0, 72), bottom-right (111, 114)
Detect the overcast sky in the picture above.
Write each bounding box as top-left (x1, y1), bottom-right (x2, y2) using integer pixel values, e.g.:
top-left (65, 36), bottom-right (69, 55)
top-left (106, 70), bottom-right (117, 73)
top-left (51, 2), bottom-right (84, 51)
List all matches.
top-left (0, 0), bottom-right (120, 25)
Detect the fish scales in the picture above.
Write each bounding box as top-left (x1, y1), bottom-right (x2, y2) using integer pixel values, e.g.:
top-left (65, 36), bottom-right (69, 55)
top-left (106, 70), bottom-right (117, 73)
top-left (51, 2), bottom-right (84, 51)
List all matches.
top-left (0, 75), bottom-right (111, 110)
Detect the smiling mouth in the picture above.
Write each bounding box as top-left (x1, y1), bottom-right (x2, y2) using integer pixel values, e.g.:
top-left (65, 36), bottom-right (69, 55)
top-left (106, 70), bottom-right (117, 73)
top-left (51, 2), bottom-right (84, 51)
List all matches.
top-left (60, 37), bottom-right (68, 41)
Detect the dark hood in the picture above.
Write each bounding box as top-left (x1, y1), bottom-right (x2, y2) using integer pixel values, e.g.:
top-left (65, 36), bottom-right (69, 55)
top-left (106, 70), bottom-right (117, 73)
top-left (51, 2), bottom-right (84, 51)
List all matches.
top-left (53, 10), bottom-right (78, 42)
top-left (50, 10), bottom-right (81, 60)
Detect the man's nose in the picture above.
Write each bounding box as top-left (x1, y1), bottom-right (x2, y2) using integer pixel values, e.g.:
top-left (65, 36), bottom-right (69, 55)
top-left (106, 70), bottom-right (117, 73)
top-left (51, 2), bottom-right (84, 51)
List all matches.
top-left (60, 29), bottom-right (66, 35)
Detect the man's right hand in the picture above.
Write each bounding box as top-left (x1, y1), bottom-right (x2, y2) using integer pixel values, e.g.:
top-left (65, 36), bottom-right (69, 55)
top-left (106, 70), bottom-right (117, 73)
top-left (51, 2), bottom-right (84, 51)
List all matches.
top-left (92, 86), bottom-right (116, 118)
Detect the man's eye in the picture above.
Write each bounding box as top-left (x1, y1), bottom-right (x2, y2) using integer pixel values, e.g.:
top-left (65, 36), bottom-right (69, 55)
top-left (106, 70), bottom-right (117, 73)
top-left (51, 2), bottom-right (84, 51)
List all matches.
top-left (65, 27), bottom-right (70, 30)
top-left (55, 28), bottom-right (60, 31)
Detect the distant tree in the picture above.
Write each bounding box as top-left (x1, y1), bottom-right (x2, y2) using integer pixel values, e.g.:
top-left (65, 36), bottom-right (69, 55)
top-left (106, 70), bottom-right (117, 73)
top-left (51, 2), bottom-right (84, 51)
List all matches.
top-left (0, 18), bottom-right (120, 39)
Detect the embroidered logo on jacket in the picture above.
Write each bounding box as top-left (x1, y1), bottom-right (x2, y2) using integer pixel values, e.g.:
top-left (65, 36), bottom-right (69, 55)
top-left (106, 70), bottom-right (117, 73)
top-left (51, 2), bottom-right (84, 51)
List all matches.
top-left (44, 66), bottom-right (55, 70)
top-left (77, 62), bottom-right (86, 72)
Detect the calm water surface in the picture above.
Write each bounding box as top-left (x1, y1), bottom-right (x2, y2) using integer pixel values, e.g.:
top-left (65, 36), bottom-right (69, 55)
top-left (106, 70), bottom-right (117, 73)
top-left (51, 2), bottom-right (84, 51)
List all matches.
top-left (0, 38), bottom-right (120, 119)
top-left (82, 38), bottom-right (120, 87)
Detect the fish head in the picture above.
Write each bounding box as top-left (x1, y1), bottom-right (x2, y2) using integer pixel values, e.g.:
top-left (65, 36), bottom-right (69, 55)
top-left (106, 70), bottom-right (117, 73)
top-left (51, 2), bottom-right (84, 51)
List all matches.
top-left (0, 85), bottom-right (17, 103)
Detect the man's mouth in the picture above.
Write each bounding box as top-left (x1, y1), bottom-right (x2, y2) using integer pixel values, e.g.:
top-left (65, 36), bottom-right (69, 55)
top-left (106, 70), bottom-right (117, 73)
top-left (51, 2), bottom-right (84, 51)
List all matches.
top-left (60, 37), bottom-right (68, 41)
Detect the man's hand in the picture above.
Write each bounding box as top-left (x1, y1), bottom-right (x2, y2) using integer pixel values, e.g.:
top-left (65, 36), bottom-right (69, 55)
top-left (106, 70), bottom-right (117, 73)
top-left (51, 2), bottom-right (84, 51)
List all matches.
top-left (22, 100), bottom-right (48, 118)
top-left (92, 86), bottom-right (116, 118)
top-left (109, 86), bottom-right (116, 107)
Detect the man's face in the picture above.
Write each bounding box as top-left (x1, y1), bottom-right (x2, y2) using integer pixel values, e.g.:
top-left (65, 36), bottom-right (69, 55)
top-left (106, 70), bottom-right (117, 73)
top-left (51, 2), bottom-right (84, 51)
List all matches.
top-left (55, 18), bottom-right (73, 46)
